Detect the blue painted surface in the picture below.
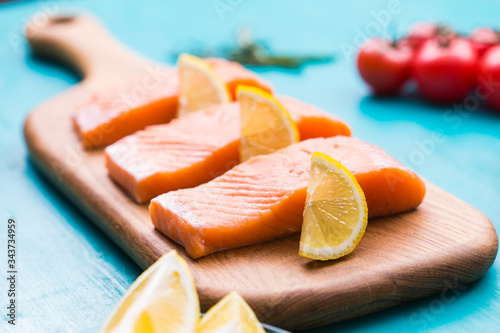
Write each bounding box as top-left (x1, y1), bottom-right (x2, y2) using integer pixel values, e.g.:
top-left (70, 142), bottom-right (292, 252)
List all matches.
top-left (0, 0), bottom-right (499, 332)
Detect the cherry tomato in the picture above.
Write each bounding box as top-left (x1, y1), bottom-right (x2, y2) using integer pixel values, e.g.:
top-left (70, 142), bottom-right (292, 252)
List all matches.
top-left (413, 37), bottom-right (478, 104)
top-left (406, 22), bottom-right (437, 51)
top-left (357, 38), bottom-right (413, 95)
top-left (478, 45), bottom-right (500, 111)
top-left (469, 27), bottom-right (499, 58)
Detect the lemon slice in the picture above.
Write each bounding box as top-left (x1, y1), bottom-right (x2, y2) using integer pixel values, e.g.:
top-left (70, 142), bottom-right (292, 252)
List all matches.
top-left (196, 291), bottom-right (265, 333)
top-left (299, 152), bottom-right (368, 260)
top-left (100, 251), bottom-right (199, 333)
top-left (237, 85), bottom-right (299, 162)
top-left (178, 54), bottom-right (231, 117)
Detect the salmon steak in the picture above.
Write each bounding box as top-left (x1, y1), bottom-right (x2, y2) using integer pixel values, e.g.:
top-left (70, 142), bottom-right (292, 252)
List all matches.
top-left (105, 96), bottom-right (351, 203)
top-left (150, 136), bottom-right (426, 259)
top-left (73, 58), bottom-right (271, 149)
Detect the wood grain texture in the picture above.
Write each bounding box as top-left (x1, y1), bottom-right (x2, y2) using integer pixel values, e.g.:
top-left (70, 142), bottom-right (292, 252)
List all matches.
top-left (24, 14), bottom-right (498, 331)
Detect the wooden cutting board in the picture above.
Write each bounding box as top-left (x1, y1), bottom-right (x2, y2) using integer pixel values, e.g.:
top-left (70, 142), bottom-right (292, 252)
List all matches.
top-left (23, 14), bottom-right (498, 331)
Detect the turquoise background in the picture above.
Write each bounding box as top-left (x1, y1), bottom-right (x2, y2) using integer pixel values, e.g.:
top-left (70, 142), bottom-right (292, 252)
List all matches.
top-left (1, 0), bottom-right (499, 331)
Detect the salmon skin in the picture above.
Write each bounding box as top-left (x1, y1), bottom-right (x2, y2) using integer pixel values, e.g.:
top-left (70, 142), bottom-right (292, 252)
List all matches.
top-left (150, 136), bottom-right (426, 259)
top-left (73, 58), bottom-right (272, 149)
top-left (105, 97), bottom-right (351, 203)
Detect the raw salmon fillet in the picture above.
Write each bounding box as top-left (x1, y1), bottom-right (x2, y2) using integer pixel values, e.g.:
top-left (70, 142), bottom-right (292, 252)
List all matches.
top-left (105, 97), bottom-right (351, 203)
top-left (205, 58), bottom-right (272, 99)
top-left (150, 136), bottom-right (426, 259)
top-left (73, 58), bottom-right (272, 149)
top-left (73, 70), bottom-right (179, 149)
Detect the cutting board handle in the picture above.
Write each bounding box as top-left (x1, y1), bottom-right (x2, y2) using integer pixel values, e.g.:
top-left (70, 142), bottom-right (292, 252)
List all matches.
top-left (25, 13), bottom-right (145, 80)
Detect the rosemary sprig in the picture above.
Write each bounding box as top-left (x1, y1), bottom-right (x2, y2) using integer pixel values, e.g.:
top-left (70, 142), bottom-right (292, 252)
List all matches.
top-left (228, 41), bottom-right (333, 67)
top-left (170, 28), bottom-right (334, 68)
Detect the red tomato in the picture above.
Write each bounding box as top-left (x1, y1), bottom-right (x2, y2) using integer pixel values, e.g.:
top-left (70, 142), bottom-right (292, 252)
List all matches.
top-left (478, 45), bottom-right (500, 111)
top-left (357, 38), bottom-right (413, 95)
top-left (406, 22), bottom-right (437, 50)
top-left (413, 37), bottom-right (478, 104)
top-left (469, 27), bottom-right (499, 58)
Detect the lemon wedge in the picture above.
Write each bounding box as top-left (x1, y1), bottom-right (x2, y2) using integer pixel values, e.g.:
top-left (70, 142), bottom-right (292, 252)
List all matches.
top-left (100, 251), bottom-right (199, 333)
top-left (299, 152), bottom-right (368, 260)
top-left (177, 54), bottom-right (231, 117)
top-left (237, 85), bottom-right (299, 162)
top-left (196, 291), bottom-right (265, 333)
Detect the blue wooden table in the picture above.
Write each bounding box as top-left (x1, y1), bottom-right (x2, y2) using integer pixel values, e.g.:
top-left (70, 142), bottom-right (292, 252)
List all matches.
top-left (1, 0), bottom-right (499, 331)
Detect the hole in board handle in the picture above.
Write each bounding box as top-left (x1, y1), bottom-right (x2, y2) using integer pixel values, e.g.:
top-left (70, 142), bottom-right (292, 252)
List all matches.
top-left (50, 16), bottom-right (76, 24)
